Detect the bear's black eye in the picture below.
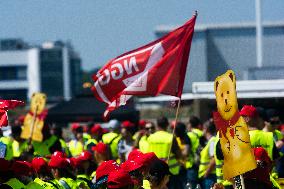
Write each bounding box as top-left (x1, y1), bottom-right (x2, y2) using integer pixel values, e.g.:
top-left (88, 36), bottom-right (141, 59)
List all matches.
top-left (221, 93), bottom-right (223, 98)
top-left (227, 91), bottom-right (229, 94)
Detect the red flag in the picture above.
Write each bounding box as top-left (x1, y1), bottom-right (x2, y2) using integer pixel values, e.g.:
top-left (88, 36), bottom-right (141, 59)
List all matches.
top-left (92, 14), bottom-right (197, 118)
top-left (0, 100), bottom-right (24, 127)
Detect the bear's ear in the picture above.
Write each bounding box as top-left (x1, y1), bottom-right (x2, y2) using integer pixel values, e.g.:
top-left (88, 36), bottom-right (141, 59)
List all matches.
top-left (229, 72), bottom-right (234, 83)
top-left (215, 81), bottom-right (219, 91)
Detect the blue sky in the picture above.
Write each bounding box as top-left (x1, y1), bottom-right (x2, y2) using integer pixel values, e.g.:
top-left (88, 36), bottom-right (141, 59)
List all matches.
top-left (0, 1), bottom-right (283, 71)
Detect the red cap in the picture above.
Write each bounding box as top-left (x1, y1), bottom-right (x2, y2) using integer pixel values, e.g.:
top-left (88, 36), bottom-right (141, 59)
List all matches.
top-left (71, 122), bottom-right (80, 131)
top-left (92, 142), bottom-right (108, 154)
top-left (11, 161), bottom-right (32, 176)
top-left (83, 125), bottom-right (89, 133)
top-left (121, 121), bottom-right (135, 128)
top-left (91, 124), bottom-right (104, 134)
top-left (139, 120), bottom-right (146, 128)
top-left (0, 158), bottom-right (11, 172)
top-left (78, 151), bottom-right (93, 161)
top-left (240, 105), bottom-right (258, 118)
top-left (137, 152), bottom-right (159, 167)
top-left (32, 157), bottom-right (48, 172)
top-left (120, 160), bottom-right (143, 172)
top-left (253, 147), bottom-right (272, 165)
top-left (107, 169), bottom-right (133, 188)
top-left (96, 160), bottom-right (120, 181)
top-left (68, 157), bottom-right (78, 168)
top-left (48, 156), bottom-right (69, 169)
top-left (128, 149), bottom-right (143, 161)
top-left (51, 151), bottom-right (67, 158)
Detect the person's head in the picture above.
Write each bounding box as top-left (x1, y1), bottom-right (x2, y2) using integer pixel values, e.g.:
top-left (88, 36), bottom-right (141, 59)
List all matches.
top-left (50, 124), bottom-right (63, 138)
top-left (91, 124), bottom-right (105, 140)
top-left (92, 142), bottom-right (110, 163)
top-left (48, 156), bottom-right (75, 180)
top-left (266, 109), bottom-right (281, 131)
top-left (156, 116), bottom-right (169, 131)
top-left (240, 105), bottom-right (264, 130)
top-left (188, 115), bottom-right (202, 130)
top-left (108, 119), bottom-right (121, 133)
top-left (121, 121), bottom-right (136, 139)
top-left (145, 122), bottom-right (155, 136)
top-left (31, 157), bottom-right (53, 180)
top-left (75, 151), bottom-right (94, 175)
top-left (11, 161), bottom-right (33, 184)
top-left (74, 126), bottom-right (84, 140)
top-left (147, 159), bottom-right (171, 189)
top-left (120, 160), bottom-right (144, 187)
top-left (203, 119), bottom-right (216, 139)
top-left (174, 122), bottom-right (187, 138)
top-left (11, 126), bottom-right (22, 141)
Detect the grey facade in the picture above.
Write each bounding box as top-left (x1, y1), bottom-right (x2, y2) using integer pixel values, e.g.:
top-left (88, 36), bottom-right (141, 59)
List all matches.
top-left (156, 22), bottom-right (284, 92)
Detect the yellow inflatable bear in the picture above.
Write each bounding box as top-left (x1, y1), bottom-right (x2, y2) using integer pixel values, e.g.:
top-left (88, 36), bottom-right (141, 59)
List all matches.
top-left (21, 93), bottom-right (47, 142)
top-left (213, 70), bottom-right (256, 179)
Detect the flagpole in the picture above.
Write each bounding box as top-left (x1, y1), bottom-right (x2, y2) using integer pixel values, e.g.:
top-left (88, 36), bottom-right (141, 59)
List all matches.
top-left (167, 98), bottom-right (182, 162)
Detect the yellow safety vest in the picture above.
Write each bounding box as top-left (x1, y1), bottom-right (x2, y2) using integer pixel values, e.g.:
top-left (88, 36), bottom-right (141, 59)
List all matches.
top-left (214, 135), bottom-right (233, 186)
top-left (198, 136), bottom-right (216, 178)
top-left (59, 177), bottom-right (77, 189)
top-left (59, 139), bottom-right (70, 157)
top-left (139, 135), bottom-right (149, 153)
top-left (249, 130), bottom-right (274, 160)
top-left (274, 130), bottom-right (283, 141)
top-left (13, 140), bottom-right (28, 158)
top-left (0, 136), bottom-right (14, 160)
top-left (147, 131), bottom-right (180, 175)
top-left (102, 132), bottom-right (121, 159)
top-left (5, 178), bottom-right (26, 189)
top-left (68, 139), bottom-right (84, 157)
top-left (142, 180), bottom-right (151, 189)
top-left (26, 181), bottom-right (44, 189)
top-left (84, 138), bottom-right (98, 150)
top-left (77, 174), bottom-right (92, 189)
top-left (176, 137), bottom-right (194, 169)
top-left (192, 128), bottom-right (203, 138)
top-left (34, 178), bottom-right (62, 189)
top-left (32, 136), bottom-right (58, 157)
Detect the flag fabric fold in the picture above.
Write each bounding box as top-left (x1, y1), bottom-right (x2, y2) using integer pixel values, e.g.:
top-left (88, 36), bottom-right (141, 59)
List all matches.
top-left (0, 100), bottom-right (24, 127)
top-left (92, 14), bottom-right (197, 118)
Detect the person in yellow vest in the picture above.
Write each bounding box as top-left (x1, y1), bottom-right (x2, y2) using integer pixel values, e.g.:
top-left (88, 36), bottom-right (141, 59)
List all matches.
top-left (11, 125), bottom-right (28, 159)
top-left (75, 151), bottom-right (95, 189)
top-left (134, 121), bottom-right (155, 153)
top-left (102, 119), bottom-right (121, 160)
top-left (0, 133), bottom-right (14, 160)
top-left (5, 160), bottom-right (33, 189)
top-left (68, 125), bottom-right (85, 157)
top-left (48, 155), bottom-right (77, 189)
top-left (263, 109), bottom-right (284, 143)
top-left (239, 106), bottom-right (280, 161)
top-left (50, 124), bottom-right (71, 157)
top-left (147, 116), bottom-right (182, 189)
top-left (174, 121), bottom-right (197, 188)
top-left (188, 115), bottom-right (204, 138)
top-left (85, 124), bottom-right (105, 151)
top-left (146, 159), bottom-right (171, 189)
top-left (32, 157), bottom-right (63, 189)
top-left (198, 119), bottom-right (217, 189)
top-left (118, 120), bottom-right (136, 162)
top-left (214, 136), bottom-right (233, 189)
top-left (32, 123), bottom-right (62, 157)
top-left (93, 142), bottom-right (111, 166)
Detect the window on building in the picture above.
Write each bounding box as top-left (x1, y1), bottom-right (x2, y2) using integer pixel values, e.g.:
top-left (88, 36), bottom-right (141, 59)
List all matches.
top-left (0, 66), bottom-right (27, 80)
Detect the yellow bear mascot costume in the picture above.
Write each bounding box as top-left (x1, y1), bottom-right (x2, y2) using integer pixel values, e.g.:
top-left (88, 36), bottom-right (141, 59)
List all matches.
top-left (21, 93), bottom-right (47, 142)
top-left (213, 70), bottom-right (256, 180)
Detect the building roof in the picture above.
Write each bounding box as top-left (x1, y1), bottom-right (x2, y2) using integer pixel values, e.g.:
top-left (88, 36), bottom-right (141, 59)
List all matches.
top-left (155, 21), bottom-right (284, 33)
top-left (138, 79), bottom-right (284, 102)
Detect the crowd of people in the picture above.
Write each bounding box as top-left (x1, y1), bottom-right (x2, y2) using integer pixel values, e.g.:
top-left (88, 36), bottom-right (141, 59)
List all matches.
top-left (0, 105), bottom-right (284, 189)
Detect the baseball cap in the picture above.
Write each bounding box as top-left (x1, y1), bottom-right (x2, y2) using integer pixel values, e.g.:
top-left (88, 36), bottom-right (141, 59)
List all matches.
top-left (139, 120), bottom-right (147, 128)
top-left (240, 105), bottom-right (258, 118)
top-left (92, 142), bottom-right (108, 155)
top-left (48, 156), bottom-right (69, 169)
top-left (127, 149), bottom-right (143, 161)
top-left (78, 151), bottom-right (93, 161)
top-left (107, 169), bottom-right (134, 189)
top-left (121, 121), bottom-right (135, 128)
top-left (137, 152), bottom-right (159, 167)
top-left (51, 151), bottom-right (67, 158)
top-left (11, 161), bottom-right (32, 176)
top-left (91, 124), bottom-right (105, 134)
top-left (96, 160), bottom-right (120, 182)
top-left (31, 157), bottom-right (48, 173)
top-left (71, 122), bottom-right (80, 131)
top-left (120, 160), bottom-right (143, 172)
